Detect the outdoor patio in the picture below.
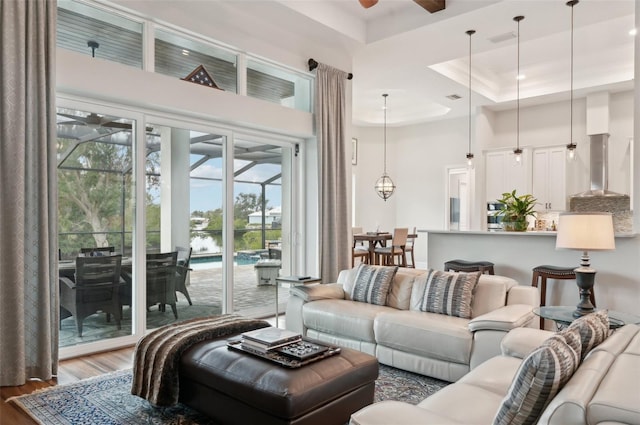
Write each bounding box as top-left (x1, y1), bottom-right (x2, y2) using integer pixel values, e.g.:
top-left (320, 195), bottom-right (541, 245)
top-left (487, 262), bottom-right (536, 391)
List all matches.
top-left (59, 263), bottom-right (292, 347)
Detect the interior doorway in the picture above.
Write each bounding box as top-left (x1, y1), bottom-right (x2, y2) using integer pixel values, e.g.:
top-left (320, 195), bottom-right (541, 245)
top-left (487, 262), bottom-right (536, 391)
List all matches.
top-left (446, 167), bottom-right (472, 231)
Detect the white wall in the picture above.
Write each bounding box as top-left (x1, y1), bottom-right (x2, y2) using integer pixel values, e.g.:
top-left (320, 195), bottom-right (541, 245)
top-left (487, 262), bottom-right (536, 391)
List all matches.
top-left (353, 115), bottom-right (469, 266)
top-left (352, 125), bottom-right (397, 233)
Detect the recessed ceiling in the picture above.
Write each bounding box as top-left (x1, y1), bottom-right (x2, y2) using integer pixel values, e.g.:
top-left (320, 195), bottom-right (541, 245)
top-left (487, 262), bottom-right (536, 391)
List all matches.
top-left (278, 0), bottom-right (635, 126)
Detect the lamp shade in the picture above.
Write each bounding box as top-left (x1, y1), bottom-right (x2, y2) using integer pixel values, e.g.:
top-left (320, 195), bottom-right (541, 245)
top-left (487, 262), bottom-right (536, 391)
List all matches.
top-left (555, 212), bottom-right (615, 251)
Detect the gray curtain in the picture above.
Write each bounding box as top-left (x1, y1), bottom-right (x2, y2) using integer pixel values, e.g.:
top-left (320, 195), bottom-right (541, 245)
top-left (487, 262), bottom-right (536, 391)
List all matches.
top-left (314, 63), bottom-right (351, 283)
top-left (0, 0), bottom-right (58, 386)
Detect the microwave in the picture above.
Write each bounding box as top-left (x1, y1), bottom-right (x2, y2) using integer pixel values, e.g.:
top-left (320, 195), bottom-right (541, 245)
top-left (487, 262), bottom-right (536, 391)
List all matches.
top-left (487, 202), bottom-right (504, 230)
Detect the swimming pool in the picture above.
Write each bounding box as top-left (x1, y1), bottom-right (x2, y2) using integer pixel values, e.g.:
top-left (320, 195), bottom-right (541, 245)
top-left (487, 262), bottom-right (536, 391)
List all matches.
top-left (190, 251), bottom-right (262, 270)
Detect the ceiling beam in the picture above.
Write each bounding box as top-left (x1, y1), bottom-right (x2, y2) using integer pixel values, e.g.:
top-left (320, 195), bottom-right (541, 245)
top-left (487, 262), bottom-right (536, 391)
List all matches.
top-left (413, 0), bottom-right (445, 14)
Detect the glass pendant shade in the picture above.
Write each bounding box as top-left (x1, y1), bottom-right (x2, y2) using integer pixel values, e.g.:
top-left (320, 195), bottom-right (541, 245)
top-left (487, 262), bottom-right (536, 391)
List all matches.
top-left (513, 148), bottom-right (523, 166)
top-left (566, 142), bottom-right (577, 161)
top-left (513, 16), bottom-right (524, 167)
top-left (466, 153), bottom-right (475, 169)
top-left (375, 173), bottom-right (396, 200)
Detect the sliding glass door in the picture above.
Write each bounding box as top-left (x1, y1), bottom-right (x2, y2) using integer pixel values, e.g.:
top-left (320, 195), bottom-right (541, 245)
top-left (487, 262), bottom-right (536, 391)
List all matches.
top-left (57, 103), bottom-right (301, 354)
top-left (144, 124), bottom-right (226, 329)
top-left (231, 138), bottom-right (293, 318)
top-left (56, 104), bottom-right (137, 348)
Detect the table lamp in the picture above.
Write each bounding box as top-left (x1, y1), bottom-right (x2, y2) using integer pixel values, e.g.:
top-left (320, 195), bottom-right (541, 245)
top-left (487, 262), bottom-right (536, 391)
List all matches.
top-left (555, 212), bottom-right (615, 317)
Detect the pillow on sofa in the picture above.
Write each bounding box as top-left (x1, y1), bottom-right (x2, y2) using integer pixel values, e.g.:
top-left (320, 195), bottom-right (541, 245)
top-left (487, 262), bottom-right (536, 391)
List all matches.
top-left (410, 269), bottom-right (480, 319)
top-left (349, 264), bottom-right (398, 305)
top-left (566, 309), bottom-right (610, 360)
top-left (493, 326), bottom-right (581, 425)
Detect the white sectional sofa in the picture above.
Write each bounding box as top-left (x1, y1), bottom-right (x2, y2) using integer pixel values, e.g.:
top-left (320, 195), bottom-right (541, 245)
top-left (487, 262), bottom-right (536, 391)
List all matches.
top-left (350, 322), bottom-right (640, 425)
top-left (286, 266), bottom-right (539, 382)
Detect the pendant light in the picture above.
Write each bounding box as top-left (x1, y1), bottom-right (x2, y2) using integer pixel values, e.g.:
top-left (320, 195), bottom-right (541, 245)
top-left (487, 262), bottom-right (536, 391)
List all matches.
top-left (566, 0), bottom-right (579, 161)
top-left (466, 29), bottom-right (476, 168)
top-left (375, 93), bottom-right (395, 201)
top-left (513, 16), bottom-right (524, 166)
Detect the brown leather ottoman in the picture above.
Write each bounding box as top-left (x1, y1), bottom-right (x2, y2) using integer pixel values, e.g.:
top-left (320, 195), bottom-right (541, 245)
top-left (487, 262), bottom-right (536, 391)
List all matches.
top-left (179, 336), bottom-right (379, 425)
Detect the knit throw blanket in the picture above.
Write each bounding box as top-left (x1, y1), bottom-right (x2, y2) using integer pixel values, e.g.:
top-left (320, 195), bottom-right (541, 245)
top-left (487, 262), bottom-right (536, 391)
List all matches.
top-left (131, 314), bottom-right (270, 407)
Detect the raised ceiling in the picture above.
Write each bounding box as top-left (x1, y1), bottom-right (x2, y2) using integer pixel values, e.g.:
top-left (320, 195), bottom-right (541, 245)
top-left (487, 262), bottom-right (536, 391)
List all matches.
top-left (278, 0), bottom-right (635, 126)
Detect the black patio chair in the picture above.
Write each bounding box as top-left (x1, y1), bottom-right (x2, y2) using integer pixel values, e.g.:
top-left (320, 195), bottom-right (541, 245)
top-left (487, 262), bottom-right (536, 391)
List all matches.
top-left (59, 255), bottom-right (124, 337)
top-left (146, 251), bottom-right (179, 319)
top-left (175, 246), bottom-right (193, 305)
top-left (80, 246), bottom-right (115, 256)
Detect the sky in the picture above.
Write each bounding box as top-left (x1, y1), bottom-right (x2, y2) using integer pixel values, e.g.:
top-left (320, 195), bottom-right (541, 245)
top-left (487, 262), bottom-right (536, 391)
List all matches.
top-left (188, 156), bottom-right (282, 213)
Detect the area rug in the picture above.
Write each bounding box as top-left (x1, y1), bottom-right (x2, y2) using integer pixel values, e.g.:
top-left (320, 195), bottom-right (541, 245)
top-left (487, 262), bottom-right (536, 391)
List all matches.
top-left (10, 365), bottom-right (448, 424)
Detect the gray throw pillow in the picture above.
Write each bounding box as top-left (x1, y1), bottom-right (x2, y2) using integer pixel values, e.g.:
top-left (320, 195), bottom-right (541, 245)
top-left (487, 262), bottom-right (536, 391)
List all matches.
top-left (350, 264), bottom-right (398, 305)
top-left (566, 309), bottom-right (610, 360)
top-left (493, 326), bottom-right (581, 425)
top-left (411, 269), bottom-right (480, 319)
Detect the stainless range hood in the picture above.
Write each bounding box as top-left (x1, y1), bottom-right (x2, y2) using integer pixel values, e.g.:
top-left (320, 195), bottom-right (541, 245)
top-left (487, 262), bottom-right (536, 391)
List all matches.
top-left (571, 133), bottom-right (626, 197)
top-left (568, 133), bottom-right (631, 233)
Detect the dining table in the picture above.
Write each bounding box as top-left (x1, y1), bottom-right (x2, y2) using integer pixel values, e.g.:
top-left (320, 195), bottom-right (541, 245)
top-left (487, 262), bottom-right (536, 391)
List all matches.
top-left (58, 256), bottom-right (133, 275)
top-left (353, 232), bottom-right (417, 265)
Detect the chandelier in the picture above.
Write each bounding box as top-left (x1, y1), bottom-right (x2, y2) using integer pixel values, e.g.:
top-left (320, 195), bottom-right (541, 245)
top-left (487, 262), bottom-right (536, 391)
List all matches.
top-left (375, 94), bottom-right (395, 201)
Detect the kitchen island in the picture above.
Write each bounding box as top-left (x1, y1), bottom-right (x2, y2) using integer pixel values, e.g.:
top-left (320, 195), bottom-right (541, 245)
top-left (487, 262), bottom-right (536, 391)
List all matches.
top-left (422, 230), bottom-right (639, 318)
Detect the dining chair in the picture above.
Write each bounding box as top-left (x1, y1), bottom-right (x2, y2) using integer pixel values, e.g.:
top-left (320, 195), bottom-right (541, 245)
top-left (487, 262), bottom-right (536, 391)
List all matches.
top-left (374, 228), bottom-right (409, 267)
top-left (404, 227), bottom-right (417, 268)
top-left (352, 227), bottom-right (369, 267)
top-left (146, 251), bottom-right (179, 319)
top-left (175, 246), bottom-right (193, 305)
top-left (59, 254), bottom-right (124, 337)
top-left (80, 246), bottom-right (115, 256)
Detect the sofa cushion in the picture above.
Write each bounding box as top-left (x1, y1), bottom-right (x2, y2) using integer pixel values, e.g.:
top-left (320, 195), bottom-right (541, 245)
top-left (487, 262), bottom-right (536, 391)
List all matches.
top-left (417, 382), bottom-right (507, 425)
top-left (374, 310), bottom-right (473, 364)
top-left (302, 299), bottom-right (392, 343)
top-left (588, 351), bottom-right (640, 425)
top-left (410, 269), bottom-right (480, 319)
top-left (386, 268), bottom-right (426, 310)
top-left (349, 264), bottom-right (398, 305)
top-left (566, 309), bottom-right (610, 360)
top-left (493, 329), bottom-right (581, 425)
top-left (471, 276), bottom-right (510, 318)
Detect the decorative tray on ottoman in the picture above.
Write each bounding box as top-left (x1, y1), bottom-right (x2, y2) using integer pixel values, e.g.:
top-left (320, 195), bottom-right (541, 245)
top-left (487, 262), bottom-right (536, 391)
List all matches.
top-left (227, 337), bottom-right (341, 368)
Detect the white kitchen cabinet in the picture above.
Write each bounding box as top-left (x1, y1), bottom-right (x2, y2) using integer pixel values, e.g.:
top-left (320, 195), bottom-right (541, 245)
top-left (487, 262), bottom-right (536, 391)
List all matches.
top-left (485, 149), bottom-right (530, 203)
top-left (532, 147), bottom-right (566, 211)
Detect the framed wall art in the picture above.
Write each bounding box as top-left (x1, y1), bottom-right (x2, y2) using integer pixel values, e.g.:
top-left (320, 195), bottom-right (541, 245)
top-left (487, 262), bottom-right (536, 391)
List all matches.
top-left (352, 137), bottom-right (358, 165)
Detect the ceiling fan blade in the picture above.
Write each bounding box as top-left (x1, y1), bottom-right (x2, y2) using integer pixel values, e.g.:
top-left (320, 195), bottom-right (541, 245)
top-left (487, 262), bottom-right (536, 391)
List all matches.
top-left (413, 0), bottom-right (445, 13)
top-left (102, 121), bottom-right (132, 130)
top-left (58, 113), bottom-right (90, 125)
top-left (359, 0), bottom-right (378, 8)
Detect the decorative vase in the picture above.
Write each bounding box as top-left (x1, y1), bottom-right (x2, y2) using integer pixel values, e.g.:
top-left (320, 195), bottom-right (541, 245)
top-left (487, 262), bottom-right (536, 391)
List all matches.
top-left (502, 220), bottom-right (528, 232)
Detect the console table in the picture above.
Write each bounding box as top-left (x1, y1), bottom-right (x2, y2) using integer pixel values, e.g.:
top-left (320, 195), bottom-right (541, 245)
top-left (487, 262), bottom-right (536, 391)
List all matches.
top-left (275, 276), bottom-right (321, 327)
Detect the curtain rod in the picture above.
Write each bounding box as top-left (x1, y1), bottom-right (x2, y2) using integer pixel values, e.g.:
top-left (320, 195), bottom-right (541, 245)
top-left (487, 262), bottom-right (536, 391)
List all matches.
top-left (308, 58), bottom-right (353, 80)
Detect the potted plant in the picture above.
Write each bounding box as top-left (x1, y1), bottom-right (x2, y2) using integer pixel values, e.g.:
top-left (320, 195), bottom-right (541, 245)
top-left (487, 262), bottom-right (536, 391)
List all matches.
top-left (497, 190), bottom-right (537, 231)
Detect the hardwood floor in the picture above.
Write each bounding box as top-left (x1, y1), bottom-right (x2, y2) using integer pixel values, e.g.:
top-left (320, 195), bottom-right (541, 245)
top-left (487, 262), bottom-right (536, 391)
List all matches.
top-left (0, 316), bottom-right (282, 424)
top-left (0, 346), bottom-right (135, 425)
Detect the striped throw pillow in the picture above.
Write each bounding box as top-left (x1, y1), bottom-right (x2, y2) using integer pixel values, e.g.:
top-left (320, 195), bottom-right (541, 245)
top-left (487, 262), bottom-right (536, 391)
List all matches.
top-left (567, 309), bottom-right (610, 360)
top-left (493, 327), bottom-right (581, 425)
top-left (350, 264), bottom-right (398, 305)
top-left (410, 269), bottom-right (480, 319)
